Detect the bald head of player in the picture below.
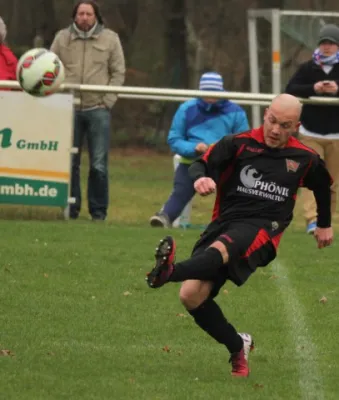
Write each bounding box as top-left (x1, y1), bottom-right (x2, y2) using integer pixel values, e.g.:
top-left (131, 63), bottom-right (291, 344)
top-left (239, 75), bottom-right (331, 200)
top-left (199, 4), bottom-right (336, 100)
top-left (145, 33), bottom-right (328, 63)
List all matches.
top-left (263, 94), bottom-right (302, 148)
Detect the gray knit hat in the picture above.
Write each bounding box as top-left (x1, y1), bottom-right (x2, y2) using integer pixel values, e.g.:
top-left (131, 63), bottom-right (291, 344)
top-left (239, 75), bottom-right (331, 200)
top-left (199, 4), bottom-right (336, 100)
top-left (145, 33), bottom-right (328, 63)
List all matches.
top-left (318, 24), bottom-right (339, 45)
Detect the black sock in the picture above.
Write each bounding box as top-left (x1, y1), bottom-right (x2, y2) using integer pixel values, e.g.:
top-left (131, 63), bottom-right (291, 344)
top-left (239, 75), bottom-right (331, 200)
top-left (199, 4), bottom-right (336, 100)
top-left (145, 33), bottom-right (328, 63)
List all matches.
top-left (169, 248), bottom-right (224, 282)
top-left (188, 298), bottom-right (243, 354)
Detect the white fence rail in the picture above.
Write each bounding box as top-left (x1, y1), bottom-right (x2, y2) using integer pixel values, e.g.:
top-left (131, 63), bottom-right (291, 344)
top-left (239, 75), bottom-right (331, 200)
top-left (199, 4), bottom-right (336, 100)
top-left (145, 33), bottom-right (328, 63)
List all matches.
top-left (1, 80), bottom-right (339, 108)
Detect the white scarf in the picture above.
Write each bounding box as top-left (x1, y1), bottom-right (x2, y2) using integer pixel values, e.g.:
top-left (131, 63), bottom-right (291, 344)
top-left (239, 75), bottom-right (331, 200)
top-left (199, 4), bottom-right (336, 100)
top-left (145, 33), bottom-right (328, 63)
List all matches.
top-left (72, 22), bottom-right (98, 39)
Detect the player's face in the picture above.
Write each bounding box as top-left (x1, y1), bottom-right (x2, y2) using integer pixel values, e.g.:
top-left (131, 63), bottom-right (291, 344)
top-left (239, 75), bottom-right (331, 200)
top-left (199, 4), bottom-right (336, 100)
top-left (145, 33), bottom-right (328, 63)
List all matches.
top-left (263, 107), bottom-right (300, 148)
top-left (75, 4), bottom-right (97, 31)
top-left (319, 41), bottom-right (339, 56)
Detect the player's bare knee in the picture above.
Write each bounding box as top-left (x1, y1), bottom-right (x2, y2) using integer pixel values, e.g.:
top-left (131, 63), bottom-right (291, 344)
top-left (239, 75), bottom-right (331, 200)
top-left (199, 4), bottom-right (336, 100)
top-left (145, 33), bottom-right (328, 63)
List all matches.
top-left (179, 280), bottom-right (212, 310)
top-left (209, 241), bottom-right (229, 264)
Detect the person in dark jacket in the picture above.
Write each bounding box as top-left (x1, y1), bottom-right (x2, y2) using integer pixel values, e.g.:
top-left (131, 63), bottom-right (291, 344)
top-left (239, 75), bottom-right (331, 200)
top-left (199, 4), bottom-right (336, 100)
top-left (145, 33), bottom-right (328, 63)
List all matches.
top-left (0, 17), bottom-right (18, 84)
top-left (285, 24), bottom-right (339, 234)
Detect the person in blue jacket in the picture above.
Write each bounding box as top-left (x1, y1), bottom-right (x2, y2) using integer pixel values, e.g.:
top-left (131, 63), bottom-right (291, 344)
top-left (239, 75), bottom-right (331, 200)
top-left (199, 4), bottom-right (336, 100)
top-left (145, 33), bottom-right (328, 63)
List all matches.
top-left (150, 72), bottom-right (250, 228)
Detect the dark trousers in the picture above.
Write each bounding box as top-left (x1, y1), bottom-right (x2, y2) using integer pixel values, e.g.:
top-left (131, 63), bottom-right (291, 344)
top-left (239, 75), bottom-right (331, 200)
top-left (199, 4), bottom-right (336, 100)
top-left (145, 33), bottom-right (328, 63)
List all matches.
top-left (71, 108), bottom-right (110, 219)
top-left (163, 163), bottom-right (195, 223)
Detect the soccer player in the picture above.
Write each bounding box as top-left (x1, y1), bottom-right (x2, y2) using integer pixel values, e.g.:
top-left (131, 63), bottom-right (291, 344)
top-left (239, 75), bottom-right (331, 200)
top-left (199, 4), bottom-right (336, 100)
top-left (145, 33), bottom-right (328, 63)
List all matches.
top-left (145, 94), bottom-right (333, 377)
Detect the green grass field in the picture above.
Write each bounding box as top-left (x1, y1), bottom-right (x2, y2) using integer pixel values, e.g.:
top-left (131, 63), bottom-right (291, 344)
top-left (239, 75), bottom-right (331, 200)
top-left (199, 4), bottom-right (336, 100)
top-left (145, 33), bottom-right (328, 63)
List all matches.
top-left (1, 151), bottom-right (338, 400)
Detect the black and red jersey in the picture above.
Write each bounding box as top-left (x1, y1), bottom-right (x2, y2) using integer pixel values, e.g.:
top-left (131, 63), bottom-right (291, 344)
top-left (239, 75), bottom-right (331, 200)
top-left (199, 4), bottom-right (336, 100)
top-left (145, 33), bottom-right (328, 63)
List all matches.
top-left (189, 126), bottom-right (332, 230)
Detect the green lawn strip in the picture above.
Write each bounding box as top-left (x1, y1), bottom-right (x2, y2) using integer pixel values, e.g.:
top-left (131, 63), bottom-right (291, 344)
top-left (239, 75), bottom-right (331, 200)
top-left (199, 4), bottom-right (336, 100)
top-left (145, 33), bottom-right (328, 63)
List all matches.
top-left (3, 224), bottom-right (334, 398)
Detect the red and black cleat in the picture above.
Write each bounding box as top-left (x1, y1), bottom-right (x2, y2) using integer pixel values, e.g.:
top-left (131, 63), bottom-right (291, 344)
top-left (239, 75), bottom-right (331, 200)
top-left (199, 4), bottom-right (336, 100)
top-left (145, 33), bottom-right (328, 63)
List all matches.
top-left (230, 333), bottom-right (254, 377)
top-left (146, 236), bottom-right (176, 288)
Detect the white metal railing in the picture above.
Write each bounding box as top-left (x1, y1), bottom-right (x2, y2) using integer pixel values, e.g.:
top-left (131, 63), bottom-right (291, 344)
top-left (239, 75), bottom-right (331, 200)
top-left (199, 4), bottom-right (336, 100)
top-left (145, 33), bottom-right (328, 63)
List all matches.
top-left (280, 10), bottom-right (339, 17)
top-left (1, 80), bottom-right (339, 106)
top-left (247, 8), bottom-right (339, 126)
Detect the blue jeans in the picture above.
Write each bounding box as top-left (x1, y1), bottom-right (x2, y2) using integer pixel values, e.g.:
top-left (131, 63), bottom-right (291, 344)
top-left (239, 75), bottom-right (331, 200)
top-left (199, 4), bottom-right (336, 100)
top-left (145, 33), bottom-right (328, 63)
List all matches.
top-left (163, 163), bottom-right (196, 223)
top-left (71, 108), bottom-right (110, 219)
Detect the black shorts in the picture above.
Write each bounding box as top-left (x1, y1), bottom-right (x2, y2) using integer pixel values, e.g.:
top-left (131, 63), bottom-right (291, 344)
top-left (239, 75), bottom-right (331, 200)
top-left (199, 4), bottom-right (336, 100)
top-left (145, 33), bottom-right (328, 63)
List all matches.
top-left (191, 219), bottom-right (280, 298)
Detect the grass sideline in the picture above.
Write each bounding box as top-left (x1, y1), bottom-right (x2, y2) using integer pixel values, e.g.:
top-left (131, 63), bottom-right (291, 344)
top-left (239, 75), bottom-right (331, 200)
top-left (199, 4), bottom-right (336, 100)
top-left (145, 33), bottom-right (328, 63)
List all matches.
top-left (0, 150), bottom-right (339, 399)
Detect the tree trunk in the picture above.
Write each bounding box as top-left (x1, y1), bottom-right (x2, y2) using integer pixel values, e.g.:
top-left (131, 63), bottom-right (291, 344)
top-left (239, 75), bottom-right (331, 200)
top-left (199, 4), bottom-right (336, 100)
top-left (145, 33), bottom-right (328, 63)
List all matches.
top-left (163, 0), bottom-right (189, 88)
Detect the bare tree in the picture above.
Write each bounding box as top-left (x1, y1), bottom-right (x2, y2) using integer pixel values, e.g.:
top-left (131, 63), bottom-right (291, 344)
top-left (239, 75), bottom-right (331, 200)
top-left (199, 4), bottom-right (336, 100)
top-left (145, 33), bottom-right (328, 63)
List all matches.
top-left (163, 0), bottom-right (188, 88)
top-left (32, 0), bottom-right (57, 48)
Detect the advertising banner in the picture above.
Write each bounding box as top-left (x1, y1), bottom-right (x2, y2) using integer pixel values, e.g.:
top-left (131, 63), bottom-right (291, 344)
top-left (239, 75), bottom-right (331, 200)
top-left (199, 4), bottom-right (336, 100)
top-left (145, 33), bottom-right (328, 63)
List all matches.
top-left (0, 92), bottom-right (73, 207)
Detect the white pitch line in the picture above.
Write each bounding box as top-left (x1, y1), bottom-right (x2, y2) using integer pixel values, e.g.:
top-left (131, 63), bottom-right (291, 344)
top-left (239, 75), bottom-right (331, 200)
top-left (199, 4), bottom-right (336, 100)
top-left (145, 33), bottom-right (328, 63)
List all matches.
top-left (272, 261), bottom-right (324, 400)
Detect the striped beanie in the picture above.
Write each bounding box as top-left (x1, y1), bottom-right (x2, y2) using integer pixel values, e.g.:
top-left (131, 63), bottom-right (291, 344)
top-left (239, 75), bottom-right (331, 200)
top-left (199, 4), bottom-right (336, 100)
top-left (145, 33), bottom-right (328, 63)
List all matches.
top-left (199, 72), bottom-right (224, 91)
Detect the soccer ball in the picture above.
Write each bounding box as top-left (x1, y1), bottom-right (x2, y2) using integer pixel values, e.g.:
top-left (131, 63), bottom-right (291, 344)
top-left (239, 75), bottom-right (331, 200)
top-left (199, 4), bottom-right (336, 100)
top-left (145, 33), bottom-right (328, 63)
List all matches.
top-left (16, 48), bottom-right (65, 97)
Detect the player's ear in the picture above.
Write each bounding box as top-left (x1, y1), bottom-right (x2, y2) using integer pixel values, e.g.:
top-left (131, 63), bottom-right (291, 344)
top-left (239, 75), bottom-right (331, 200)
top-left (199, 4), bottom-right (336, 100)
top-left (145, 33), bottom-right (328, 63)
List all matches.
top-left (292, 122), bottom-right (301, 138)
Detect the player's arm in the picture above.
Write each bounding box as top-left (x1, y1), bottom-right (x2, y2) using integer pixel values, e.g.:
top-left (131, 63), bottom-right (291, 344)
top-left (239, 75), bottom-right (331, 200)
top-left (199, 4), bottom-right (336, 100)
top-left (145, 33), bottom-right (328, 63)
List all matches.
top-left (188, 135), bottom-right (237, 196)
top-left (302, 156), bottom-right (333, 248)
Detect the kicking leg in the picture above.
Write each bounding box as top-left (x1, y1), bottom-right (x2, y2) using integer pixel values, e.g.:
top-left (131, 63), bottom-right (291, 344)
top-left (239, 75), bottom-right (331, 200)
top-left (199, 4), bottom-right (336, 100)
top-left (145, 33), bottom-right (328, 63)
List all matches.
top-left (145, 236), bottom-right (229, 288)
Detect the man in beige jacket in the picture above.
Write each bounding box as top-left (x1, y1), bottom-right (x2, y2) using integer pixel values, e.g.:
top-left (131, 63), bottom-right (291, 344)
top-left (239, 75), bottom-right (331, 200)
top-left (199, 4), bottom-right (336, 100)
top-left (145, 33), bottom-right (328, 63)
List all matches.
top-left (51, 0), bottom-right (125, 221)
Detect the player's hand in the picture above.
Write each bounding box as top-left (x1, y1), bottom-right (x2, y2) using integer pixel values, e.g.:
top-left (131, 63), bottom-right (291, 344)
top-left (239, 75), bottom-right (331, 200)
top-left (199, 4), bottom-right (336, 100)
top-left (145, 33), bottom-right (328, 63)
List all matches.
top-left (195, 142), bottom-right (209, 154)
top-left (314, 227), bottom-right (333, 249)
top-left (194, 177), bottom-right (216, 196)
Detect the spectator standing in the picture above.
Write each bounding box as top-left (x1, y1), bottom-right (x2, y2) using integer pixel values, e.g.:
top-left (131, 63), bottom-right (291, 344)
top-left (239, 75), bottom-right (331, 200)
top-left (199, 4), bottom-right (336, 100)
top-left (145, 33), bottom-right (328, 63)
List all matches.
top-left (0, 17), bottom-right (18, 84)
top-left (51, 1), bottom-right (126, 221)
top-left (285, 24), bottom-right (339, 234)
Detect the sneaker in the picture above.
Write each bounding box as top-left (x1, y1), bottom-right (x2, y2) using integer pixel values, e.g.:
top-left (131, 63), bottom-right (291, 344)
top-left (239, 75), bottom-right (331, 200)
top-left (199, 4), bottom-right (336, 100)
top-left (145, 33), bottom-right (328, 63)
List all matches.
top-left (307, 221), bottom-right (317, 235)
top-left (92, 216), bottom-right (106, 222)
top-left (146, 236), bottom-right (176, 288)
top-left (179, 223), bottom-right (191, 229)
top-left (149, 212), bottom-right (170, 228)
top-left (230, 333), bottom-right (254, 377)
